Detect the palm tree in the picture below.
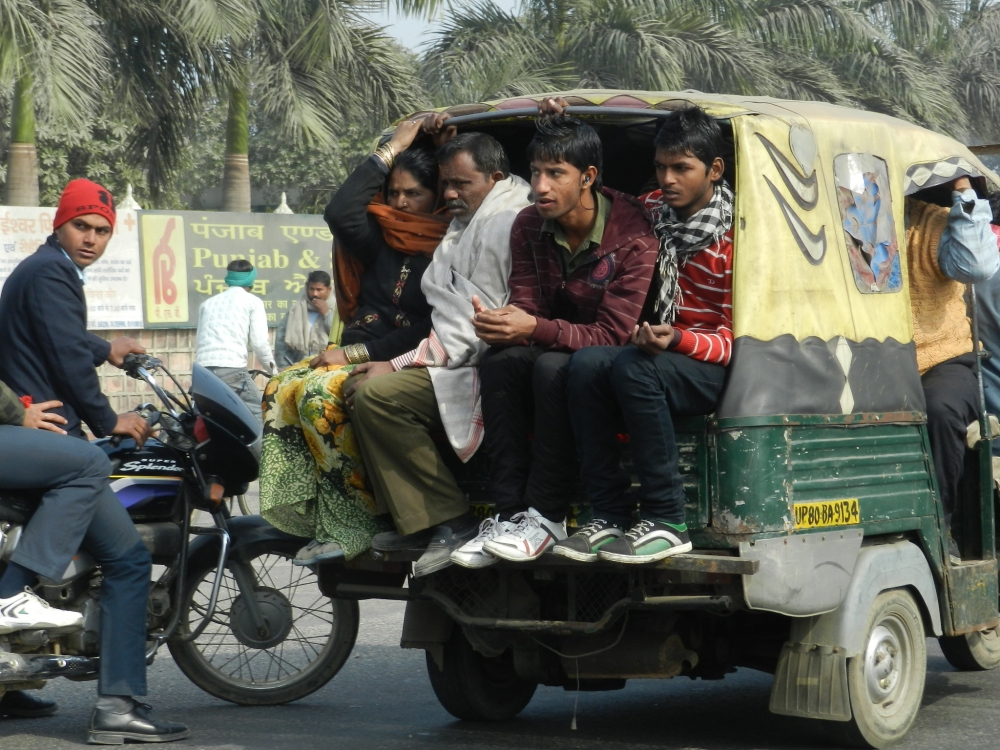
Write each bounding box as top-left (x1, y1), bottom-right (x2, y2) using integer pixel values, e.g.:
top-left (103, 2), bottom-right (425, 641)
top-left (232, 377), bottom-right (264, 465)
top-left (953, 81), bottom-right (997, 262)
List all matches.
top-left (213, 0), bottom-right (425, 212)
top-left (1, 0), bottom-right (107, 205)
top-left (417, 0), bottom-right (1000, 144)
top-left (420, 0), bottom-right (777, 104)
top-left (87, 0), bottom-right (230, 205)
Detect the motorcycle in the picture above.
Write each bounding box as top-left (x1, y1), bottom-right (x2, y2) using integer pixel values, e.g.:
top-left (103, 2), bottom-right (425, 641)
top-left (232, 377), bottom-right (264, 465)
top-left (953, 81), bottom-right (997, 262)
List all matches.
top-left (0, 354), bottom-right (358, 705)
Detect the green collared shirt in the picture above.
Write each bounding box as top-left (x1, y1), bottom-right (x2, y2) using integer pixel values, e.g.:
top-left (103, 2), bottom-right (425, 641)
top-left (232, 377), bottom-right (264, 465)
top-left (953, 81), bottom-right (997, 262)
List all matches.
top-left (0, 380), bottom-right (25, 426)
top-left (543, 192), bottom-right (612, 277)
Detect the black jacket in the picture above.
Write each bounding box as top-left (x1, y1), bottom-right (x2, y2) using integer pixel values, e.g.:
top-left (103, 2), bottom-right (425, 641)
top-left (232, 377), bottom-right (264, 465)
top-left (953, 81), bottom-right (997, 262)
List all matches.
top-left (0, 236), bottom-right (118, 438)
top-left (324, 156), bottom-right (433, 361)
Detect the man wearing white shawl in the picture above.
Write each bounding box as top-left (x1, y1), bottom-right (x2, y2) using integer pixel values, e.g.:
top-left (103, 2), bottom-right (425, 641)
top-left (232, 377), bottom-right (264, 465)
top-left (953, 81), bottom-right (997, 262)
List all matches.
top-left (347, 132), bottom-right (531, 577)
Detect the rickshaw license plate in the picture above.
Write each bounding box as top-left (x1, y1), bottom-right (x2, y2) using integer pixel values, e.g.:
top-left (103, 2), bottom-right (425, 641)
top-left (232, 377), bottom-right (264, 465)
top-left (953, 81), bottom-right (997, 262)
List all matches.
top-left (793, 499), bottom-right (861, 529)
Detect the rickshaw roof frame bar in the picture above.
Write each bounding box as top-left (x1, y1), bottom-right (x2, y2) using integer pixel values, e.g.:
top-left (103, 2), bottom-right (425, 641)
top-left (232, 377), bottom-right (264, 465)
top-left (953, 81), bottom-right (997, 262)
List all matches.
top-left (420, 106), bottom-right (740, 130)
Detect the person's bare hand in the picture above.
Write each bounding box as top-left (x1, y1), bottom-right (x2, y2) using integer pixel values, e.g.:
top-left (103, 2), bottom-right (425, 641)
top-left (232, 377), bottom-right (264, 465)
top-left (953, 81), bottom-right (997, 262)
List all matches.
top-left (343, 361), bottom-right (394, 408)
top-left (22, 400), bottom-right (68, 434)
top-left (950, 176), bottom-right (974, 193)
top-left (310, 348), bottom-right (349, 369)
top-left (388, 115), bottom-right (430, 154)
top-left (537, 97), bottom-right (570, 116)
top-left (422, 113), bottom-right (458, 148)
top-left (311, 296), bottom-right (329, 317)
top-left (631, 322), bottom-right (674, 356)
top-left (107, 337), bottom-right (146, 367)
top-left (471, 295), bottom-right (490, 316)
top-left (113, 412), bottom-right (151, 448)
top-left (472, 304), bottom-right (536, 345)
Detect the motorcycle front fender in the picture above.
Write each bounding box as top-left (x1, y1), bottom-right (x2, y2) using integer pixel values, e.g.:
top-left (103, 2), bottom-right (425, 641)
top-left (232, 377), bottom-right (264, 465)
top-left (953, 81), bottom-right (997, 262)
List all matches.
top-left (186, 514), bottom-right (306, 570)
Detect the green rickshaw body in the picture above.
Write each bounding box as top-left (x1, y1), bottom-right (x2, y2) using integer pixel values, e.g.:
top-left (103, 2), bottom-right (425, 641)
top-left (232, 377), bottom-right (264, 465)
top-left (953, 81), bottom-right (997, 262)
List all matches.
top-left (329, 90), bottom-right (1000, 746)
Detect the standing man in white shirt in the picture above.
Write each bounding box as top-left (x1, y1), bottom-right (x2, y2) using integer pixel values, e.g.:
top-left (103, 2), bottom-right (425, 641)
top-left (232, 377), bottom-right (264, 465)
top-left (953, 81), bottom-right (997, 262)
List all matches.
top-left (195, 259), bottom-right (276, 424)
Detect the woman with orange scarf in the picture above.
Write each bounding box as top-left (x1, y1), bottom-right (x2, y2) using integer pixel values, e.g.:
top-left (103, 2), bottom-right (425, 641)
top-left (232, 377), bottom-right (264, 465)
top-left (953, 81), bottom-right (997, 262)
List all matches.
top-left (261, 117), bottom-right (450, 564)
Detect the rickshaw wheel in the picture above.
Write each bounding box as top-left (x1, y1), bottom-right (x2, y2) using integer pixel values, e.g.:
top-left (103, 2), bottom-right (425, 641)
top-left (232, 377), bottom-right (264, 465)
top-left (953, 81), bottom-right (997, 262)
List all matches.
top-left (939, 626), bottom-right (1000, 671)
top-left (426, 628), bottom-right (537, 721)
top-left (834, 589), bottom-right (926, 749)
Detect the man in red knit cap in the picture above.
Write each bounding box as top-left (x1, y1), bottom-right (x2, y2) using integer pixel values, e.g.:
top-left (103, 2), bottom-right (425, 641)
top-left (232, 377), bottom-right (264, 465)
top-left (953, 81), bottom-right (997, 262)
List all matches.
top-left (0, 179), bottom-right (190, 743)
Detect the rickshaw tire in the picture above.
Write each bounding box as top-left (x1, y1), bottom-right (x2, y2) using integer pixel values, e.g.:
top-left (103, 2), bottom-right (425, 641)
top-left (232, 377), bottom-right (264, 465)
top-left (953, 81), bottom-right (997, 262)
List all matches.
top-left (938, 627), bottom-right (1000, 671)
top-left (833, 589), bottom-right (926, 749)
top-left (425, 628), bottom-right (537, 721)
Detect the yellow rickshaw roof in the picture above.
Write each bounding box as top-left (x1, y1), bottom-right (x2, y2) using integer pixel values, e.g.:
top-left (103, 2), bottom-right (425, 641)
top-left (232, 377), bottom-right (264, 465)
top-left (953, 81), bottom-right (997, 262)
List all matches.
top-left (401, 89), bottom-right (995, 416)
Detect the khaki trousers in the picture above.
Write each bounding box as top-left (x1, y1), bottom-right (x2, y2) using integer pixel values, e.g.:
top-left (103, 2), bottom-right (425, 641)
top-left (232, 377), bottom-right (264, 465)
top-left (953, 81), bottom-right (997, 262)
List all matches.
top-left (351, 368), bottom-right (468, 535)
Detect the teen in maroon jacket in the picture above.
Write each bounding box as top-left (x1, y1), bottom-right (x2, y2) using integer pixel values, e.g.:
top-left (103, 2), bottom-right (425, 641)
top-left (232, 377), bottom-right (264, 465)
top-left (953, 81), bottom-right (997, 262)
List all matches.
top-left (557, 106), bottom-right (734, 565)
top-left (454, 111), bottom-right (658, 568)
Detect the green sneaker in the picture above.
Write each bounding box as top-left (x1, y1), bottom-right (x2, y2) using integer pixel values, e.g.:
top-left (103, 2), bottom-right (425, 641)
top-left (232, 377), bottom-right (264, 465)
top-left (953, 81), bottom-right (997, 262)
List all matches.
top-left (597, 519), bottom-right (692, 564)
top-left (551, 519), bottom-right (624, 562)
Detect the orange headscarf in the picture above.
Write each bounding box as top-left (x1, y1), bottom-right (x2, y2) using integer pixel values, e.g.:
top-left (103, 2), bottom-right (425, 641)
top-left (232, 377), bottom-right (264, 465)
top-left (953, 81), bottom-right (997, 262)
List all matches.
top-left (333, 195), bottom-right (450, 323)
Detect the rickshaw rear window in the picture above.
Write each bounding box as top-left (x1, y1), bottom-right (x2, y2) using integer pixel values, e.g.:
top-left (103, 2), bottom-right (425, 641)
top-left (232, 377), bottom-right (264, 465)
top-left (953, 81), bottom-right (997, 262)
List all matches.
top-left (834, 153), bottom-right (902, 294)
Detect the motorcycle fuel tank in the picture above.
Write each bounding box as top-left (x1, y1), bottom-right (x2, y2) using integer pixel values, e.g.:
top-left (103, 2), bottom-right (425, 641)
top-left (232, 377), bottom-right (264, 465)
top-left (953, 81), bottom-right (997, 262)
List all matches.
top-left (98, 438), bottom-right (184, 522)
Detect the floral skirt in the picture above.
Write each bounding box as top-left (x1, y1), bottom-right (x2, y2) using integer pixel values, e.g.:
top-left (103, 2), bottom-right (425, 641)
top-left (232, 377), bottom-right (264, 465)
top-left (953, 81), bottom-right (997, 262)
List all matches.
top-left (259, 361), bottom-right (391, 560)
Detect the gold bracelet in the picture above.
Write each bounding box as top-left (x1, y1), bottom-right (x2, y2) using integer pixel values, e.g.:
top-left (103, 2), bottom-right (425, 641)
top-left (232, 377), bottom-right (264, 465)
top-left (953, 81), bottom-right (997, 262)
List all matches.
top-left (344, 343), bottom-right (370, 365)
top-left (374, 142), bottom-right (396, 171)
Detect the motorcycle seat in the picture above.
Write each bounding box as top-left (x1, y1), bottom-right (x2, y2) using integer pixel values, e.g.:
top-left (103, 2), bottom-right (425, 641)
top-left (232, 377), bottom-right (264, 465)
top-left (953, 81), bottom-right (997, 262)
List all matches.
top-left (0, 490), bottom-right (41, 524)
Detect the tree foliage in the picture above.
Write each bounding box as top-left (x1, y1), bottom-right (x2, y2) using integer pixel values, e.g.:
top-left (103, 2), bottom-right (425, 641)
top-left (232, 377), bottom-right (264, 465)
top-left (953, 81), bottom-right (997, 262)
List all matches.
top-left (418, 0), bottom-right (1000, 143)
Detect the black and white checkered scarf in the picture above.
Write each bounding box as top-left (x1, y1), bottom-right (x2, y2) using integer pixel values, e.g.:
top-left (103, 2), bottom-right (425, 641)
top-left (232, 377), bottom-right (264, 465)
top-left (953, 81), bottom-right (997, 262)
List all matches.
top-left (652, 181), bottom-right (734, 324)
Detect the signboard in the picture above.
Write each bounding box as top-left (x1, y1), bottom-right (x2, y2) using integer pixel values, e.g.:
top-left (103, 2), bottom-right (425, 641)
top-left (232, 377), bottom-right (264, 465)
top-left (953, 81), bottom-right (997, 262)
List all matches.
top-left (139, 211), bottom-right (333, 328)
top-left (0, 207), bottom-right (144, 329)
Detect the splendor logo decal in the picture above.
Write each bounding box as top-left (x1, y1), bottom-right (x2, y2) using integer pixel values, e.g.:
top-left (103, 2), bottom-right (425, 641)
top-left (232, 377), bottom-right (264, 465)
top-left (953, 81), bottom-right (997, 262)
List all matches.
top-left (118, 459), bottom-right (183, 474)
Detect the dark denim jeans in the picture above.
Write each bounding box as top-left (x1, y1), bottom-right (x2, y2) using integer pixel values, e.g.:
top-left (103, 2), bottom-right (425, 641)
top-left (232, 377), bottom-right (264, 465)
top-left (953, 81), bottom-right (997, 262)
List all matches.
top-left (922, 353), bottom-right (979, 527)
top-left (0, 427), bottom-right (151, 696)
top-left (480, 346), bottom-right (575, 520)
top-left (566, 346), bottom-right (726, 526)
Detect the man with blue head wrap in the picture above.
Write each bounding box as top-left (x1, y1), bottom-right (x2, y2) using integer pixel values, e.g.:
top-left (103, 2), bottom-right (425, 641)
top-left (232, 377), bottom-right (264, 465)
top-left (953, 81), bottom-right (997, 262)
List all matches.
top-left (194, 259), bottom-right (275, 424)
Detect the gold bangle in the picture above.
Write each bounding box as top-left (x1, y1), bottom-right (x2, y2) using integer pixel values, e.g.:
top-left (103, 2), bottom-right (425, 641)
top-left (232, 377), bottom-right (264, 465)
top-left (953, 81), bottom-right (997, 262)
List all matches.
top-left (374, 143), bottom-right (396, 171)
top-left (344, 343), bottom-right (370, 365)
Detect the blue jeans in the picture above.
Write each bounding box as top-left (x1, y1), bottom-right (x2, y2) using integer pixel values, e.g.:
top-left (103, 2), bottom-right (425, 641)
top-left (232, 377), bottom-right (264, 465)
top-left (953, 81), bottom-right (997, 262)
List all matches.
top-left (0, 427), bottom-right (150, 696)
top-left (480, 346), bottom-right (575, 519)
top-left (566, 347), bottom-right (726, 526)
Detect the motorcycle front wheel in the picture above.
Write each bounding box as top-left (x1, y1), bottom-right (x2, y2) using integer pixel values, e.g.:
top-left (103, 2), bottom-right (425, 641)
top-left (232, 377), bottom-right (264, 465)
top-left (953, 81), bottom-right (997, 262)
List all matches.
top-left (168, 539), bottom-right (358, 705)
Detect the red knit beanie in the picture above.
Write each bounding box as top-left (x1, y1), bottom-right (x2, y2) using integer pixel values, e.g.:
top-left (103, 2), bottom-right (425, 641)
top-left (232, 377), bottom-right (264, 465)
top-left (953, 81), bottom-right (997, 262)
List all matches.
top-left (53, 179), bottom-right (116, 230)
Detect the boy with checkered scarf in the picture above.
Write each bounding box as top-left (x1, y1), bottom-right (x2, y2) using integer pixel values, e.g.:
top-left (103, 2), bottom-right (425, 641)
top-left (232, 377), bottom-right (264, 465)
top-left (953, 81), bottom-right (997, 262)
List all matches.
top-left (553, 105), bottom-right (735, 563)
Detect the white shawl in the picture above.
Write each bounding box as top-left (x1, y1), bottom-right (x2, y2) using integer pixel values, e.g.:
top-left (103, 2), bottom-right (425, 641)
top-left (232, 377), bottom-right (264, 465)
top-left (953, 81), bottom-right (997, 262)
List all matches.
top-left (390, 175), bottom-right (531, 461)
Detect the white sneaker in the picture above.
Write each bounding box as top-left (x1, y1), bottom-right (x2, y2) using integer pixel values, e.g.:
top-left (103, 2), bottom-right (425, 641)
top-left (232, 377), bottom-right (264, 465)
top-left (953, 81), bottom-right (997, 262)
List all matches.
top-left (450, 516), bottom-right (516, 569)
top-left (482, 508), bottom-right (567, 562)
top-left (0, 588), bottom-right (84, 634)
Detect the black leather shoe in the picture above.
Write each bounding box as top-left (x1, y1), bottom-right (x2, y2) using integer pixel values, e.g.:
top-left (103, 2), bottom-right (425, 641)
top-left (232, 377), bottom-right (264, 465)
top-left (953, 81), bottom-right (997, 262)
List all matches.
top-left (371, 526), bottom-right (434, 552)
top-left (88, 702), bottom-right (190, 745)
top-left (0, 690), bottom-right (57, 718)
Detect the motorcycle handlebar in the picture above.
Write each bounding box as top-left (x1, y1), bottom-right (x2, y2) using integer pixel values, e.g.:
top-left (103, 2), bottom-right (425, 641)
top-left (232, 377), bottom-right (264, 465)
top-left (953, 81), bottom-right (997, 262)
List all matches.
top-left (108, 405), bottom-right (161, 448)
top-left (122, 353), bottom-right (162, 378)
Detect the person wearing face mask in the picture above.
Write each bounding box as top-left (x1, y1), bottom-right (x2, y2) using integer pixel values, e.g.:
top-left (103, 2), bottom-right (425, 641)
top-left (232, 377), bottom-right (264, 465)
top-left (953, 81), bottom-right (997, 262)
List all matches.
top-left (259, 116), bottom-right (450, 566)
top-left (274, 270), bottom-right (336, 368)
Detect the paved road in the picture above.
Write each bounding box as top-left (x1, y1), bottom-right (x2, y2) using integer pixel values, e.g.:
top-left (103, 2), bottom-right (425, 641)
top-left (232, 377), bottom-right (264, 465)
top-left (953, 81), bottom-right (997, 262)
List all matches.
top-left (2, 598), bottom-right (999, 750)
top-left (2, 489), bottom-right (999, 749)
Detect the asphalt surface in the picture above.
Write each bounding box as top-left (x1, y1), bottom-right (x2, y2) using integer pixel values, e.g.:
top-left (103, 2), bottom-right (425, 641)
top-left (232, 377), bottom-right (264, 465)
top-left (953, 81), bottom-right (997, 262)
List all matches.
top-left (3, 490), bottom-right (1000, 749)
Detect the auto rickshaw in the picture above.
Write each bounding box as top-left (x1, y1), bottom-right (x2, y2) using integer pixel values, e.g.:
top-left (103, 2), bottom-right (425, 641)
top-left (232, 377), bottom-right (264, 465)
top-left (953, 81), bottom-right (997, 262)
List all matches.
top-left (316, 90), bottom-right (1000, 749)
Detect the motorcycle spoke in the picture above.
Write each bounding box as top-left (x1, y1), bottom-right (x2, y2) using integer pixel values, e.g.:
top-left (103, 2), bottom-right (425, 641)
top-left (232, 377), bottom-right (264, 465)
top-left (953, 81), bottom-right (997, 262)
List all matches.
top-left (289, 623), bottom-right (324, 659)
top-left (181, 549), bottom-right (342, 687)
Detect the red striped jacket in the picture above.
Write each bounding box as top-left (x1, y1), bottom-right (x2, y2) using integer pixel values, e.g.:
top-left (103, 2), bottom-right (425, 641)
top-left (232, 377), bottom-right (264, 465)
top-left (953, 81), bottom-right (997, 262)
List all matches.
top-left (641, 190), bottom-right (734, 366)
top-left (508, 188), bottom-right (658, 351)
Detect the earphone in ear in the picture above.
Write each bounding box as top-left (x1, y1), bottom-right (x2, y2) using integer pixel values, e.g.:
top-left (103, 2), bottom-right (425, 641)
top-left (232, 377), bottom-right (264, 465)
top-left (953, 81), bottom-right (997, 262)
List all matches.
top-left (583, 177), bottom-right (590, 184)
